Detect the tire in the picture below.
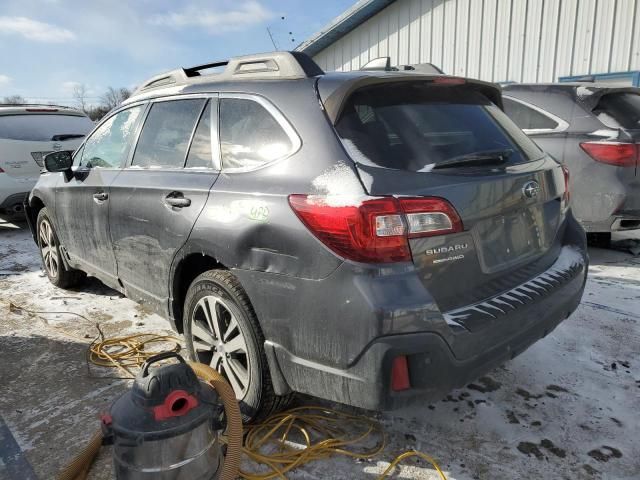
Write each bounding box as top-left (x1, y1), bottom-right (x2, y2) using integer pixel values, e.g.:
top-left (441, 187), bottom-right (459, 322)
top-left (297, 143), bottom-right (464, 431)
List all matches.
top-left (184, 270), bottom-right (291, 422)
top-left (587, 232), bottom-right (612, 249)
top-left (36, 208), bottom-right (85, 288)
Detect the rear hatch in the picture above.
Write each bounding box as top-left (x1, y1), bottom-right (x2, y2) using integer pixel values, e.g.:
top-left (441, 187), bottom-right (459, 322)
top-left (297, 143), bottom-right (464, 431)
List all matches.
top-left (0, 109), bottom-right (93, 179)
top-left (325, 78), bottom-right (570, 317)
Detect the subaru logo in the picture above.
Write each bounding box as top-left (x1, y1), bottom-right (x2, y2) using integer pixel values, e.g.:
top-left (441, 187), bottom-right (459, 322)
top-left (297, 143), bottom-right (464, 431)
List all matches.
top-left (53, 142), bottom-right (62, 151)
top-left (522, 181), bottom-right (540, 199)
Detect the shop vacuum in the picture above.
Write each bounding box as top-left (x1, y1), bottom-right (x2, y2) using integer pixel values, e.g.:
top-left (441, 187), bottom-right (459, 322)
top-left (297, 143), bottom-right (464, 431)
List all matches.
top-left (96, 352), bottom-right (242, 480)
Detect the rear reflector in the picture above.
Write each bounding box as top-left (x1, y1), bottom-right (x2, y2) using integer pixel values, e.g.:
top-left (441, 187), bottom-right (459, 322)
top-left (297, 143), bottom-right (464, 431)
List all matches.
top-left (579, 142), bottom-right (637, 167)
top-left (288, 195), bottom-right (463, 263)
top-left (391, 355), bottom-right (411, 391)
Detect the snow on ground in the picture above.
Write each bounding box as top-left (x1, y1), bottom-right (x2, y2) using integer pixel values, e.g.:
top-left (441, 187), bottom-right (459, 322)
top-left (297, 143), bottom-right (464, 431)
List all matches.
top-left (0, 222), bottom-right (638, 479)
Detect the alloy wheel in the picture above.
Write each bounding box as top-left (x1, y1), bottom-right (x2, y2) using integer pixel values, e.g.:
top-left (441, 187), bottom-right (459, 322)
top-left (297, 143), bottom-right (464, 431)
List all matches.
top-left (191, 295), bottom-right (250, 398)
top-left (39, 219), bottom-right (59, 278)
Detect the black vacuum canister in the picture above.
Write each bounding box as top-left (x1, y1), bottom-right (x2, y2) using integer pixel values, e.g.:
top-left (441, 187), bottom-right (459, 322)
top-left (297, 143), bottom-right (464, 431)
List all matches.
top-left (102, 352), bottom-right (225, 480)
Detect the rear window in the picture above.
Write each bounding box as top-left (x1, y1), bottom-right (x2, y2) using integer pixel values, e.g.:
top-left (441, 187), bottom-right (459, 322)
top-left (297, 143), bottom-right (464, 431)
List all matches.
top-left (0, 114), bottom-right (93, 141)
top-left (335, 83), bottom-right (544, 171)
top-left (593, 92), bottom-right (640, 129)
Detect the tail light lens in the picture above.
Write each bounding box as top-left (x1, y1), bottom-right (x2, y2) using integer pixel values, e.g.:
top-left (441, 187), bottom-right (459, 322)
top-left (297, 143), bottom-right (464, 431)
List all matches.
top-left (288, 195), bottom-right (463, 263)
top-left (399, 197), bottom-right (462, 237)
top-left (0, 167), bottom-right (4, 173)
top-left (579, 142), bottom-right (638, 167)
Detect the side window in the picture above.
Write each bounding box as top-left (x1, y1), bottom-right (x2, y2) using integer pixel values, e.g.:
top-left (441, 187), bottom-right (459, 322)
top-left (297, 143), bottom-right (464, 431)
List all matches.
top-left (132, 99), bottom-right (205, 168)
top-left (185, 101), bottom-right (213, 168)
top-left (220, 97), bottom-right (294, 170)
top-left (81, 106), bottom-right (143, 168)
top-left (502, 97), bottom-right (559, 131)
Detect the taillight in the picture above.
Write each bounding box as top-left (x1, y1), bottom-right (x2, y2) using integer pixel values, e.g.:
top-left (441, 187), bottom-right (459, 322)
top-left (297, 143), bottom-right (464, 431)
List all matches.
top-left (0, 167), bottom-right (4, 173)
top-left (432, 76), bottom-right (466, 85)
top-left (399, 197), bottom-right (462, 237)
top-left (579, 142), bottom-right (637, 167)
top-left (288, 195), bottom-right (463, 263)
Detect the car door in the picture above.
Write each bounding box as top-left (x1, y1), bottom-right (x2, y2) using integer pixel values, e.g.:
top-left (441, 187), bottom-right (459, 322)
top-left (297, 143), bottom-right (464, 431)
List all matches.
top-left (108, 96), bottom-right (220, 313)
top-left (54, 104), bottom-right (145, 289)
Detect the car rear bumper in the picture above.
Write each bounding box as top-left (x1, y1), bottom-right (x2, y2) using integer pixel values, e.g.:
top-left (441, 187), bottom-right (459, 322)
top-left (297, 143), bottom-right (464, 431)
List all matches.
top-left (265, 251), bottom-right (586, 410)
top-left (582, 211), bottom-right (640, 232)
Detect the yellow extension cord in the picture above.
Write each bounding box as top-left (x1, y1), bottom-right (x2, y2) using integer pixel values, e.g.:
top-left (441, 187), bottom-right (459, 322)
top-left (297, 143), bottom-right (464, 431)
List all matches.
top-left (7, 301), bottom-right (447, 479)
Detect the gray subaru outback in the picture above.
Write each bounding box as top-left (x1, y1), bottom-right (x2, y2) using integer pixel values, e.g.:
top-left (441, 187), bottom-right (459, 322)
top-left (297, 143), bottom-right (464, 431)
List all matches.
top-left (25, 52), bottom-right (588, 421)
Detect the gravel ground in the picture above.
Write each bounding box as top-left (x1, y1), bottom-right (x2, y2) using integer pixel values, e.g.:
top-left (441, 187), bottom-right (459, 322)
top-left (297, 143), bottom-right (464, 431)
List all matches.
top-left (0, 222), bottom-right (638, 480)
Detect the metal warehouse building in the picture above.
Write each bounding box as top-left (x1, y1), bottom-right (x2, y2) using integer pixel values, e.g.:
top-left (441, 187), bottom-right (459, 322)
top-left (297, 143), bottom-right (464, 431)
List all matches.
top-left (297, 0), bottom-right (640, 85)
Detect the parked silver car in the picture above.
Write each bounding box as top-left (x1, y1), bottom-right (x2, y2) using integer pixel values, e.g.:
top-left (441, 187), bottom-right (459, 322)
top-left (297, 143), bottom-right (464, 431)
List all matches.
top-left (503, 83), bottom-right (640, 246)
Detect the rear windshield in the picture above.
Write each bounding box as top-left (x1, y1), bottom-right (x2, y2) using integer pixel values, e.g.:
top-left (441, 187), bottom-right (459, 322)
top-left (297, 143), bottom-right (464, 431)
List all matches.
top-left (593, 92), bottom-right (640, 129)
top-left (0, 114), bottom-right (94, 141)
top-left (335, 83), bottom-right (544, 171)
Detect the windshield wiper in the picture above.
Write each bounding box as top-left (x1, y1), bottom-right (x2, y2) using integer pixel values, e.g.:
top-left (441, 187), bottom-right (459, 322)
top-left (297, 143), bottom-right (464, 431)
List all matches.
top-left (51, 134), bottom-right (85, 141)
top-left (433, 149), bottom-right (513, 169)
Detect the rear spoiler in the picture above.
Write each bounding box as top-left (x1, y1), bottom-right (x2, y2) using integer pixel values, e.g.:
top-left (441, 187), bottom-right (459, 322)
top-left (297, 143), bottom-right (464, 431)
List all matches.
top-left (573, 85), bottom-right (640, 111)
top-left (320, 75), bottom-right (503, 123)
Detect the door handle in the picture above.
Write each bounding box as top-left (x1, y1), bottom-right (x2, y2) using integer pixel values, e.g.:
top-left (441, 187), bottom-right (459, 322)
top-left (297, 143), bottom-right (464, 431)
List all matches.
top-left (164, 193), bottom-right (191, 208)
top-left (93, 192), bottom-right (108, 202)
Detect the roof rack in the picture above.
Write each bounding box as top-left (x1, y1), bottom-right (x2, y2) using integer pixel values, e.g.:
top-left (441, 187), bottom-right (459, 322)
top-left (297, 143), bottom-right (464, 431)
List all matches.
top-left (0, 103), bottom-right (79, 110)
top-left (133, 51), bottom-right (324, 96)
top-left (360, 57), bottom-right (444, 75)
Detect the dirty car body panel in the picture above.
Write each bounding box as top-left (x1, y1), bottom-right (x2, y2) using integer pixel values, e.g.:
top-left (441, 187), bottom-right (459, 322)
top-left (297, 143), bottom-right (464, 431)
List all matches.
top-left (26, 53), bottom-right (588, 411)
top-left (502, 83), bottom-right (640, 233)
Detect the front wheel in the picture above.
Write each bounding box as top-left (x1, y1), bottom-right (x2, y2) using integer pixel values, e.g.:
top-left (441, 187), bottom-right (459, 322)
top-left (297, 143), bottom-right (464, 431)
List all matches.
top-left (36, 208), bottom-right (85, 288)
top-left (184, 270), bottom-right (291, 422)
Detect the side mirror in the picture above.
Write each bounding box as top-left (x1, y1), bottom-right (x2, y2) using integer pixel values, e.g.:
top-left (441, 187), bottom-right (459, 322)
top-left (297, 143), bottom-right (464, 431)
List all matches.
top-left (44, 150), bottom-right (73, 173)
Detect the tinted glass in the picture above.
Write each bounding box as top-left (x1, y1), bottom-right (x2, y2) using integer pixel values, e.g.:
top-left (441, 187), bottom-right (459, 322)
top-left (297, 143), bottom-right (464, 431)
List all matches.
top-left (594, 93), bottom-right (640, 129)
top-left (81, 106), bottom-right (143, 168)
top-left (502, 97), bottom-right (559, 130)
top-left (185, 101), bottom-right (213, 168)
top-left (132, 99), bottom-right (205, 168)
top-left (0, 114), bottom-right (93, 141)
top-left (335, 83), bottom-right (544, 171)
top-left (220, 98), bottom-right (293, 169)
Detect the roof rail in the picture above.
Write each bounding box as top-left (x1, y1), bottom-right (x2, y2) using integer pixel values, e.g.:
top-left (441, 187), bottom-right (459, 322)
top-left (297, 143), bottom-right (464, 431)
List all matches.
top-left (133, 51), bottom-right (324, 96)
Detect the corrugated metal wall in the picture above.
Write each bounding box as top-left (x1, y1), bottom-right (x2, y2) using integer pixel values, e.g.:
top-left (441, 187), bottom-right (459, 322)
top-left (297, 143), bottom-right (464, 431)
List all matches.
top-left (311, 0), bottom-right (640, 82)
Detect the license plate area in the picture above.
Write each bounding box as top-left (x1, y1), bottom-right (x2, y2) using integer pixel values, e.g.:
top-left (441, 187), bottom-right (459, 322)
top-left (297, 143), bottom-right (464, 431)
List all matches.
top-left (472, 203), bottom-right (559, 274)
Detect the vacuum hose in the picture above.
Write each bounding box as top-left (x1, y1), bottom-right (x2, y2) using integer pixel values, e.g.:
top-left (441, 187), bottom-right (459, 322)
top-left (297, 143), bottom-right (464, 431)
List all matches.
top-left (188, 361), bottom-right (243, 480)
top-left (55, 362), bottom-right (243, 480)
top-left (56, 429), bottom-right (103, 480)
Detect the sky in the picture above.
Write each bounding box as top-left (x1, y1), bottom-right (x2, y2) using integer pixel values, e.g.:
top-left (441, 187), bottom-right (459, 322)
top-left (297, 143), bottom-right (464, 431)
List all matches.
top-left (0, 0), bottom-right (354, 104)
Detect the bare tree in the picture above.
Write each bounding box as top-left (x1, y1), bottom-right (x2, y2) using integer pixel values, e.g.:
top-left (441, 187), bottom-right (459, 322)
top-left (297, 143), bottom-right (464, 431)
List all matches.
top-left (2, 95), bottom-right (26, 104)
top-left (72, 83), bottom-right (89, 114)
top-left (100, 87), bottom-right (131, 111)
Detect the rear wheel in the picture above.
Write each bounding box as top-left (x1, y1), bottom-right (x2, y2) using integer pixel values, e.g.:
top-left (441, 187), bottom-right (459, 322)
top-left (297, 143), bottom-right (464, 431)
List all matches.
top-left (36, 208), bottom-right (85, 288)
top-left (184, 270), bottom-right (291, 422)
top-left (587, 232), bottom-right (612, 249)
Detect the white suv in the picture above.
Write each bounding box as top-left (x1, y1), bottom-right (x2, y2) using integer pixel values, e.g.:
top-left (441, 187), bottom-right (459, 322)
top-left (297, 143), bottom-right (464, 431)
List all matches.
top-left (0, 104), bottom-right (93, 221)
